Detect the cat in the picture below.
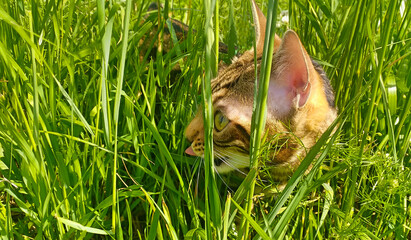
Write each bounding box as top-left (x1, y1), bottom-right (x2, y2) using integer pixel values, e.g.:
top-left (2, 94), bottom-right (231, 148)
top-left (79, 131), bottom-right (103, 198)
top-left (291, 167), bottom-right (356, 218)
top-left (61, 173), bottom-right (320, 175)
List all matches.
top-left (185, 0), bottom-right (337, 183)
top-left (139, 3), bottom-right (229, 70)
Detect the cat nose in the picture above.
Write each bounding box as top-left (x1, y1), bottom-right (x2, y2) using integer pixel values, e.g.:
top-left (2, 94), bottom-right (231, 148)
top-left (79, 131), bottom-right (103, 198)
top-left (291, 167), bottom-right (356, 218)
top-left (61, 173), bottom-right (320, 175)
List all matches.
top-left (185, 146), bottom-right (197, 156)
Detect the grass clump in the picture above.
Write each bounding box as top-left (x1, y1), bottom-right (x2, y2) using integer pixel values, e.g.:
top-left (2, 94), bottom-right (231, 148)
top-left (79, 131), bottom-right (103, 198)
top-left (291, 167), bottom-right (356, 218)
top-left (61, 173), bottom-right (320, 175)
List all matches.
top-left (0, 0), bottom-right (410, 239)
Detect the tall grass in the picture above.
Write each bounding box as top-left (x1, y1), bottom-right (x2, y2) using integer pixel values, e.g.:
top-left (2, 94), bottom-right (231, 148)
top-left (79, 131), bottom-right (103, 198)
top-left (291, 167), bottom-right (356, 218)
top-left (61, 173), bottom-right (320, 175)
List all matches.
top-left (0, 0), bottom-right (410, 239)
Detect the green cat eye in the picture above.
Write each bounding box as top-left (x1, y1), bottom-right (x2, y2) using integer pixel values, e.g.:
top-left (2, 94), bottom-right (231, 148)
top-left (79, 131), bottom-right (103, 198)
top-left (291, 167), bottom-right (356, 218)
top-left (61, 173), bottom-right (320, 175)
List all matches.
top-left (214, 111), bottom-right (229, 131)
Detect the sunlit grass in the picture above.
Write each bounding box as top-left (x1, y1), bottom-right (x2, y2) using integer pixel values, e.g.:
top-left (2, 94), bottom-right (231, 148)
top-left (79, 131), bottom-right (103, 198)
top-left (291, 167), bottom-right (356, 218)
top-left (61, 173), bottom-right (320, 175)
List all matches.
top-left (0, 0), bottom-right (410, 239)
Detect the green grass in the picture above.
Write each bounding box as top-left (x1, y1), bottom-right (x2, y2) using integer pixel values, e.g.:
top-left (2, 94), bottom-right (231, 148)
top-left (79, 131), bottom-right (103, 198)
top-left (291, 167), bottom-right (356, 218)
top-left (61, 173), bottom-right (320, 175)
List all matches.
top-left (0, 0), bottom-right (410, 239)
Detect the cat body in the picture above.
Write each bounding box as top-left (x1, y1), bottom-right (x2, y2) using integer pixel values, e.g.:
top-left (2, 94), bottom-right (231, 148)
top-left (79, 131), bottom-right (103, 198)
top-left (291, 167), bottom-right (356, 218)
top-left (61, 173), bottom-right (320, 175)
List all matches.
top-left (185, 1), bottom-right (337, 182)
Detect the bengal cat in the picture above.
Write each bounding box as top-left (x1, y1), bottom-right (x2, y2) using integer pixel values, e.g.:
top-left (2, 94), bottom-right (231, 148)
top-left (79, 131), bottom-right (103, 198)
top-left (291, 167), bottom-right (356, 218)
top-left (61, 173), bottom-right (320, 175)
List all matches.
top-left (185, 0), bottom-right (337, 183)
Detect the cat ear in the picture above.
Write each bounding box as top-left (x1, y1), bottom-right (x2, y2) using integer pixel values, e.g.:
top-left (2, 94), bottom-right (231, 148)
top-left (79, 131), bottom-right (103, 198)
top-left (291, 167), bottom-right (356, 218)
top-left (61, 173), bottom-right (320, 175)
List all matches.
top-left (268, 30), bottom-right (312, 117)
top-left (251, 0), bottom-right (281, 54)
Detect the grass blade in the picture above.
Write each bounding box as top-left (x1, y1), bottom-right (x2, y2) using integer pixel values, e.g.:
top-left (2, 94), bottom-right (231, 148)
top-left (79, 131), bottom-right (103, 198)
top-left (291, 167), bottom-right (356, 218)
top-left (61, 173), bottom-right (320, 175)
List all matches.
top-left (243, 0), bottom-right (279, 237)
top-left (56, 216), bottom-right (110, 235)
top-left (203, 0), bottom-right (222, 237)
top-left (231, 199), bottom-right (271, 240)
top-left (29, 10), bottom-right (39, 150)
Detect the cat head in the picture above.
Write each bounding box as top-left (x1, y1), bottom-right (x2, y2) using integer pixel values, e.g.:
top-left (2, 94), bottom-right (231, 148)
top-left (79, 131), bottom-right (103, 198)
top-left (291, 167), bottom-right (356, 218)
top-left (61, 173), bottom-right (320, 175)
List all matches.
top-left (185, 1), bottom-right (336, 180)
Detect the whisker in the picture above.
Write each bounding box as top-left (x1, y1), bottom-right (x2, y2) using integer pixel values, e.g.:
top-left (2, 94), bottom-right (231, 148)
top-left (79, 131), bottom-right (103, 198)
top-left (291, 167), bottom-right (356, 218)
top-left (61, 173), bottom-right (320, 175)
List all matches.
top-left (214, 149), bottom-right (248, 176)
top-left (213, 166), bottom-right (235, 193)
top-left (214, 148), bottom-right (248, 164)
top-left (195, 158), bottom-right (203, 198)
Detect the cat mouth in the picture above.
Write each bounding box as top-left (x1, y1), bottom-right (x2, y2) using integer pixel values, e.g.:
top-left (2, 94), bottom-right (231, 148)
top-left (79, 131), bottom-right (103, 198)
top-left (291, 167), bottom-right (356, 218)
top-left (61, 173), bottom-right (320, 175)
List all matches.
top-left (185, 145), bottom-right (226, 167)
top-left (185, 145), bottom-right (248, 172)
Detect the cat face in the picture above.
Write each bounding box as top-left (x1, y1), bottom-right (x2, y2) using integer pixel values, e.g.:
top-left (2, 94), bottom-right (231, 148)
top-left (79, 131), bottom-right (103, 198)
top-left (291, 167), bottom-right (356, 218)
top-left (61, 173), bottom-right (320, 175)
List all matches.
top-left (185, 1), bottom-right (337, 181)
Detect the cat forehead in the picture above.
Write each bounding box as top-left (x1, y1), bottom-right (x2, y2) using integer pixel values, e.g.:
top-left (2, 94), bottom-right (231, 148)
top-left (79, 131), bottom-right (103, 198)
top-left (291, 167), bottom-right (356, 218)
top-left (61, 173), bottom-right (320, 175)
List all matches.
top-left (213, 98), bottom-right (253, 123)
top-left (211, 58), bottom-right (256, 99)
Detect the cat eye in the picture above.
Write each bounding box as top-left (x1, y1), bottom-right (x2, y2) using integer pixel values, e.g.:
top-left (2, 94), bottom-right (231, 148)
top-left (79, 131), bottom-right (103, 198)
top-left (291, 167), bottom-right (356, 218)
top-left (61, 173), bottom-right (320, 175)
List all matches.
top-left (214, 111), bottom-right (229, 131)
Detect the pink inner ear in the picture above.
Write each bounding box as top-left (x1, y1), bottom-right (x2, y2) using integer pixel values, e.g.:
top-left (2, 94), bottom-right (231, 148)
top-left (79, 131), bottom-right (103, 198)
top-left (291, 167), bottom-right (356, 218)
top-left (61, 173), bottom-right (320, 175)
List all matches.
top-left (297, 80), bottom-right (311, 107)
top-left (268, 31), bottom-right (312, 116)
top-left (291, 71), bottom-right (311, 108)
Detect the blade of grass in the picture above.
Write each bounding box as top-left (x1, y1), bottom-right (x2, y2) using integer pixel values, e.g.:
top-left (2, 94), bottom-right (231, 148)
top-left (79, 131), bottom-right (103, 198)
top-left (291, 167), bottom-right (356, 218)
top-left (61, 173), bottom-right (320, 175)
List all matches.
top-left (5, 188), bottom-right (40, 226)
top-left (314, 183), bottom-right (333, 238)
top-left (378, 77), bottom-right (397, 161)
top-left (0, 41), bottom-right (28, 81)
top-left (113, 0), bottom-right (131, 124)
top-left (222, 193), bottom-right (232, 240)
top-left (56, 216), bottom-right (110, 235)
top-left (98, 2), bottom-right (117, 145)
top-left (0, 6), bottom-right (44, 63)
top-left (203, 0), bottom-right (222, 238)
top-left (242, 0), bottom-right (278, 238)
top-left (396, 87), bottom-right (411, 154)
top-left (214, 0), bottom-right (219, 74)
top-left (227, 0), bottom-right (237, 60)
top-left (231, 199), bottom-right (271, 240)
top-left (29, 10), bottom-right (39, 152)
top-left (147, 166), bottom-right (167, 240)
top-left (112, 0), bottom-right (132, 235)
